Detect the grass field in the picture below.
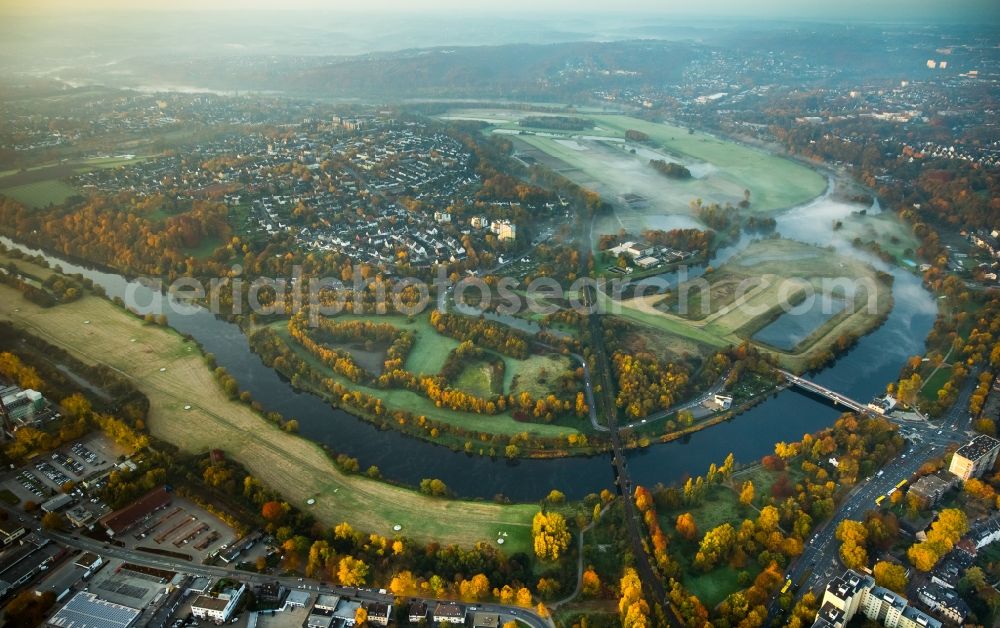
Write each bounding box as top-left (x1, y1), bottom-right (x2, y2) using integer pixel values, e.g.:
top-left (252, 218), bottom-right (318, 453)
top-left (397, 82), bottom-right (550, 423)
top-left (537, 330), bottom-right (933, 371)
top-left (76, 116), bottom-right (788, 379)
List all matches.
top-left (507, 354), bottom-right (574, 398)
top-left (685, 565), bottom-right (747, 610)
top-left (660, 482), bottom-right (763, 609)
top-left (839, 211), bottom-right (920, 263)
top-left (921, 365), bottom-right (953, 402)
top-left (608, 239), bottom-right (893, 370)
top-left (0, 489), bottom-right (19, 506)
top-left (0, 287), bottom-right (536, 550)
top-left (453, 360), bottom-right (501, 398)
top-left (442, 109), bottom-right (826, 241)
top-left (0, 156), bottom-right (147, 209)
top-left (304, 313), bottom-right (460, 376)
top-left (0, 180), bottom-right (77, 208)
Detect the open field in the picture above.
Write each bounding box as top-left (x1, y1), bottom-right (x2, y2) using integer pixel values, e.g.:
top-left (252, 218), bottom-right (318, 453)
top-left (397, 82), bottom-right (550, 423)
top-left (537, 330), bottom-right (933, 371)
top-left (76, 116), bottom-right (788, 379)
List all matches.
top-left (685, 565), bottom-right (747, 610)
top-left (0, 156), bottom-right (147, 209)
top-left (839, 211), bottom-right (921, 263)
top-left (453, 360), bottom-right (502, 398)
top-left (306, 313), bottom-right (460, 376)
top-left (442, 109), bottom-right (825, 242)
top-left (921, 364), bottom-right (953, 402)
top-left (0, 287), bottom-right (537, 550)
top-left (608, 239), bottom-right (893, 370)
top-left (659, 482), bottom-right (764, 609)
top-left (0, 180), bottom-right (77, 208)
top-left (507, 353), bottom-right (574, 398)
top-left (0, 250), bottom-right (58, 282)
top-left (619, 323), bottom-right (715, 366)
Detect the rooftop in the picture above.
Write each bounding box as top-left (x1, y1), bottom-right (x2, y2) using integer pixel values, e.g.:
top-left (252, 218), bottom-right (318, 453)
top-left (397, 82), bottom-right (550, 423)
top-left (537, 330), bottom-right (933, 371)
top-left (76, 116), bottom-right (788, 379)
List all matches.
top-left (98, 486), bottom-right (170, 535)
top-left (434, 601), bottom-right (465, 617)
top-left (48, 591), bottom-right (141, 628)
top-left (192, 595), bottom-right (231, 611)
top-left (955, 434), bottom-right (1000, 461)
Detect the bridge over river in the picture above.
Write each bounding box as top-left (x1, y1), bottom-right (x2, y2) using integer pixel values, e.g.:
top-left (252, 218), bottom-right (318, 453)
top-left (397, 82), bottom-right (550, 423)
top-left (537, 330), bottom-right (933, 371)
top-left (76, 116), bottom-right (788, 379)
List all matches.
top-left (779, 369), bottom-right (873, 415)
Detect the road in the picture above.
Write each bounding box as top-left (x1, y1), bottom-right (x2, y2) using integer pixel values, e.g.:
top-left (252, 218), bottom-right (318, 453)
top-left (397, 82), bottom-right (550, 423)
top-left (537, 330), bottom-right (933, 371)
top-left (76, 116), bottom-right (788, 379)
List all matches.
top-left (575, 210), bottom-right (681, 626)
top-left (28, 528), bottom-right (554, 628)
top-left (772, 373), bottom-right (980, 622)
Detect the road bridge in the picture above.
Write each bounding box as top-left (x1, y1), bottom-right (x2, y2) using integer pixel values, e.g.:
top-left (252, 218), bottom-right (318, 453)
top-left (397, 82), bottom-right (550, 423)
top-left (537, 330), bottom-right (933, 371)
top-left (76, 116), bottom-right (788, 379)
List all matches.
top-left (779, 369), bottom-right (873, 415)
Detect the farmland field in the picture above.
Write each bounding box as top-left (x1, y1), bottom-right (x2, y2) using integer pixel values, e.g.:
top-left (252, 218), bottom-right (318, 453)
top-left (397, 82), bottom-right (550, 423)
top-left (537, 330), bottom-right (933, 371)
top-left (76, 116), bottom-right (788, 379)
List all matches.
top-left (0, 283), bottom-right (536, 550)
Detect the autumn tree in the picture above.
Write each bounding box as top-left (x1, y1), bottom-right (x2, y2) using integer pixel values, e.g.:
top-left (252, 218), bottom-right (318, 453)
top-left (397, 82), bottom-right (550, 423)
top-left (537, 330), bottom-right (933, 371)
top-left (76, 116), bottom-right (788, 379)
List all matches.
top-left (261, 500), bottom-right (287, 522)
top-left (739, 480), bottom-right (755, 506)
top-left (907, 508), bottom-right (968, 572)
top-left (873, 561), bottom-right (909, 594)
top-left (675, 512), bottom-right (698, 541)
top-left (836, 520), bottom-right (869, 570)
top-left (532, 511), bottom-right (571, 561)
top-left (458, 573), bottom-right (491, 601)
top-left (2, 589), bottom-right (56, 627)
top-left (581, 568), bottom-right (601, 597)
top-left (694, 523), bottom-right (736, 571)
top-left (337, 556), bottom-right (369, 586)
top-left (618, 568), bottom-right (650, 628)
top-left (41, 511), bottom-right (65, 531)
top-left (389, 570), bottom-right (419, 597)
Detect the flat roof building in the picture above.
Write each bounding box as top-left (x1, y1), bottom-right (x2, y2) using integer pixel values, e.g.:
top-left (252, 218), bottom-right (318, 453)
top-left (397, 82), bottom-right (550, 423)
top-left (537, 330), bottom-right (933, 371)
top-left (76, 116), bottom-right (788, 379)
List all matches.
top-left (814, 569), bottom-right (941, 628)
top-left (191, 583), bottom-right (246, 624)
top-left (949, 434), bottom-right (1000, 480)
top-left (0, 520), bottom-right (26, 546)
top-left (46, 591), bottom-right (141, 628)
top-left (908, 472), bottom-right (956, 506)
top-left (473, 611), bottom-right (501, 628)
top-left (98, 486), bottom-right (171, 537)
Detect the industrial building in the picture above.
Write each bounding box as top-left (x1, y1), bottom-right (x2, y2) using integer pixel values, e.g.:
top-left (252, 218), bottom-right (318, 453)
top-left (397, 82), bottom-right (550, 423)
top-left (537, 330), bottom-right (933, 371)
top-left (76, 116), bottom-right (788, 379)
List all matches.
top-left (46, 591), bottom-right (141, 628)
top-left (98, 486), bottom-right (171, 537)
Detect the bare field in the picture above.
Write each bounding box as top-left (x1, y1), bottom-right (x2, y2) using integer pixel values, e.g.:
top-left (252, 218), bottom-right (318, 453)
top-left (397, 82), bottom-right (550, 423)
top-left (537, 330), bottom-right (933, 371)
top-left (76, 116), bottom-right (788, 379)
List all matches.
top-left (0, 288), bottom-right (534, 550)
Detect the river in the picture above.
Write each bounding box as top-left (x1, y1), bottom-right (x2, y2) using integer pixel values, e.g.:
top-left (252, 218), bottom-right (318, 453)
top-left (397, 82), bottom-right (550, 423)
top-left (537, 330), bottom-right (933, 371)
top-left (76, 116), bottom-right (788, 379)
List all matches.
top-left (0, 195), bottom-right (936, 501)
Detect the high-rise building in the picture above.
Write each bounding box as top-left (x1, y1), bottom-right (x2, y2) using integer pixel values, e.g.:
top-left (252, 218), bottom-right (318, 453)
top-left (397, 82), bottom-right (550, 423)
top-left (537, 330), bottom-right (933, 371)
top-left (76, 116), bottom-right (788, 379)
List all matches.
top-left (813, 569), bottom-right (941, 628)
top-left (948, 434), bottom-right (1000, 480)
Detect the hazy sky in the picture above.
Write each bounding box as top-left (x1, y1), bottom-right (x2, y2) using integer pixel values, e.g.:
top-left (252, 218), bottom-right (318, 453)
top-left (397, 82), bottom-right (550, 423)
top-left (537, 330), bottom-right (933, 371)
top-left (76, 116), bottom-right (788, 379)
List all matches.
top-left (2, 0), bottom-right (998, 21)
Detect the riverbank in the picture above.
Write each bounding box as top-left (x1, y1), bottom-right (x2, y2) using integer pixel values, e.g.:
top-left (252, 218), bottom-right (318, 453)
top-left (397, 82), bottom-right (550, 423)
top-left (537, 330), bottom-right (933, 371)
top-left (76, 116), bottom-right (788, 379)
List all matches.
top-left (0, 282), bottom-right (537, 551)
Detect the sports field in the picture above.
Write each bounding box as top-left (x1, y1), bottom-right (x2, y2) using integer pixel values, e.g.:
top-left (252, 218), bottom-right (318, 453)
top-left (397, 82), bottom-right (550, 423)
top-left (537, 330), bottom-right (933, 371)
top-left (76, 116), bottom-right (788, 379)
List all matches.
top-left (608, 239), bottom-right (893, 370)
top-left (0, 284), bottom-right (535, 550)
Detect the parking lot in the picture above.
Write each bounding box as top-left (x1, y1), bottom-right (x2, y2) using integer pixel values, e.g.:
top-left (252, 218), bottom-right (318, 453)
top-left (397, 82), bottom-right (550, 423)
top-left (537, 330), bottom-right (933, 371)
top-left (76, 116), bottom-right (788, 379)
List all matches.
top-left (1, 433), bottom-right (122, 505)
top-left (116, 496), bottom-right (237, 563)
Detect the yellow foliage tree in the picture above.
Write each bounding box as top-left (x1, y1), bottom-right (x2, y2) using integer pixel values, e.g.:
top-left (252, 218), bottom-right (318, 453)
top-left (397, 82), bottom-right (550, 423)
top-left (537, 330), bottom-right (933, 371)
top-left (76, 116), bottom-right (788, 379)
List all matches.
top-left (531, 511), bottom-right (571, 561)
